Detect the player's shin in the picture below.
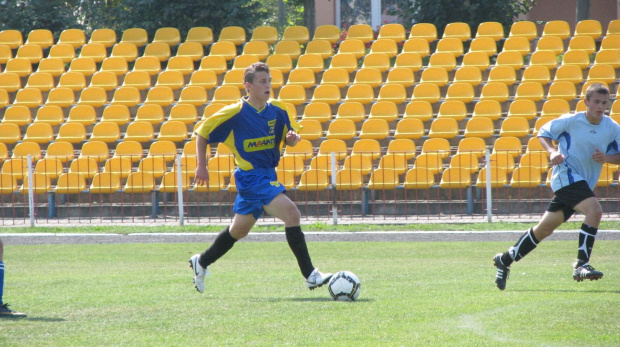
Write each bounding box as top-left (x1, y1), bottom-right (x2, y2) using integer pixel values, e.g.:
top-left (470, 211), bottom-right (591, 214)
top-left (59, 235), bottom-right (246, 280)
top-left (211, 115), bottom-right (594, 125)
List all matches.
top-left (199, 227), bottom-right (237, 268)
top-left (577, 223), bottom-right (597, 263)
top-left (285, 226), bottom-right (314, 278)
top-left (501, 228), bottom-right (539, 266)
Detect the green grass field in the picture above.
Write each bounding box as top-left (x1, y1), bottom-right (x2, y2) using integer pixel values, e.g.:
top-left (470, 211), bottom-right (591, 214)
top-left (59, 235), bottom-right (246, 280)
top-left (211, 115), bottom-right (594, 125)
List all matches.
top-left (1, 234), bottom-right (619, 346)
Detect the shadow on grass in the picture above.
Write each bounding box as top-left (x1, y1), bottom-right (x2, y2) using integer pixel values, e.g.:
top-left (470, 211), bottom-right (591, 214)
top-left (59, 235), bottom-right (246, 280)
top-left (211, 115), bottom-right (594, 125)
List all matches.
top-left (25, 317), bottom-right (66, 322)
top-left (253, 297), bottom-right (374, 302)
top-left (513, 289), bottom-right (620, 294)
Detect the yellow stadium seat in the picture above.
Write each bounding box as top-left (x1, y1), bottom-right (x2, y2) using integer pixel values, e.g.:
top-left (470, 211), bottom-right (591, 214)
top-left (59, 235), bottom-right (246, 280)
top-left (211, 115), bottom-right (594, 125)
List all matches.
top-left (411, 83), bottom-right (441, 104)
top-left (353, 67), bottom-right (383, 88)
top-left (297, 169), bottom-right (329, 191)
top-left (111, 42), bottom-right (139, 62)
top-left (479, 82), bottom-right (510, 103)
top-left (55, 172), bottom-right (87, 194)
top-left (369, 101), bottom-right (399, 122)
top-left (394, 118), bottom-right (424, 140)
top-left (403, 167), bottom-right (435, 189)
top-left (420, 66), bottom-right (449, 87)
top-left (120, 28), bottom-right (148, 47)
top-left (153, 27), bottom-right (181, 46)
top-left (402, 38), bottom-right (430, 57)
top-left (12, 88), bottom-right (42, 108)
top-left (0, 45), bottom-right (13, 65)
top-left (48, 43), bottom-right (75, 63)
top-left (297, 54), bottom-right (325, 73)
top-left (334, 169), bottom-right (364, 190)
top-left (131, 56), bottom-right (161, 76)
top-left (601, 34), bottom-right (620, 51)
top-left (475, 167), bottom-right (508, 188)
top-left (492, 136), bottom-right (522, 158)
top-left (2, 106), bottom-right (32, 126)
top-left (409, 23), bottom-right (437, 42)
top-left (282, 25), bottom-right (309, 44)
top-left (318, 139), bottom-right (348, 160)
top-left (377, 84), bottom-right (407, 104)
top-left (574, 19), bottom-right (602, 40)
top-left (23, 123), bottom-right (54, 144)
top-left (464, 117), bottom-right (494, 139)
top-left (542, 20), bottom-right (570, 40)
top-left (344, 84), bottom-right (375, 105)
top-left (594, 50), bottom-right (620, 69)
top-left (472, 99), bottom-right (502, 121)
top-left (66, 104), bottom-right (96, 126)
top-left (158, 120), bottom-right (188, 142)
top-left (277, 155), bottom-right (306, 177)
top-left (100, 57), bottom-right (129, 76)
top-left (46, 87), bottom-right (75, 108)
top-left (413, 153), bottom-right (444, 174)
top-left (529, 51), bottom-right (558, 70)
top-left (142, 86), bottom-right (174, 107)
top-left (56, 123), bottom-right (87, 144)
top-left (146, 141), bottom-right (177, 162)
top-left (0, 72), bottom-right (22, 93)
top-left (313, 25), bottom-right (340, 44)
top-left (436, 37), bottom-right (463, 57)
top-left (508, 21), bottom-right (537, 41)
top-left (439, 167), bottom-right (472, 189)
top-left (457, 137), bottom-right (487, 158)
top-left (561, 50), bottom-right (590, 70)
top-left (519, 152), bottom-right (549, 174)
top-left (265, 54), bottom-right (293, 74)
top-left (0, 29), bottom-right (23, 49)
top-left (368, 168), bottom-right (400, 190)
top-left (302, 102), bottom-right (332, 123)
top-left (386, 139), bottom-right (415, 160)
top-left (443, 22), bottom-right (471, 41)
top-left (499, 117), bottom-right (530, 138)
top-left (338, 39), bottom-right (366, 59)
top-left (124, 171), bottom-right (156, 193)
top-left (346, 24), bottom-right (374, 43)
top-left (45, 141), bottom-right (75, 163)
top-left (278, 84), bottom-right (306, 106)
top-left (469, 37), bottom-right (497, 57)
top-left (90, 172), bottom-right (122, 194)
top-left (250, 26), bottom-right (278, 45)
top-left (176, 41), bottom-right (205, 62)
top-left (0, 173), bottom-right (18, 194)
top-left (124, 121), bottom-right (155, 143)
top-left (362, 52), bottom-right (391, 73)
top-left (507, 99), bottom-right (537, 120)
top-left (342, 154), bottom-right (373, 176)
top-left (326, 119), bottom-right (356, 140)
top-left (14, 45), bottom-right (46, 65)
top-left (89, 28), bottom-right (117, 48)
top-left (25, 29), bottom-right (54, 49)
top-left (445, 83), bottom-right (475, 103)
top-left (502, 36), bottom-right (531, 56)
top-left (453, 66), bottom-right (482, 86)
top-left (57, 71), bottom-right (87, 91)
top-left (34, 105), bottom-right (64, 127)
top-left (68, 57), bottom-right (97, 76)
top-left (100, 104), bottom-right (131, 126)
top-left (541, 99), bottom-right (569, 118)
top-left (428, 118), bottom-right (459, 139)
top-left (298, 119), bottom-right (322, 141)
top-left (143, 42), bottom-right (171, 62)
top-left (521, 65), bottom-right (551, 85)
top-left (90, 122), bottom-right (121, 143)
top-left (461, 51), bottom-right (490, 70)
top-left (386, 67), bottom-right (415, 88)
top-left (567, 35), bottom-right (596, 55)
top-left (327, 53), bottom-right (357, 74)
top-left (218, 26), bottom-right (246, 46)
top-left (335, 102), bottom-right (365, 123)
top-left (476, 21), bottom-right (504, 41)
top-left (283, 139), bottom-right (314, 161)
top-left (510, 166), bottom-right (542, 188)
top-left (515, 81), bottom-right (545, 102)
top-left (495, 51), bottom-right (524, 71)
top-left (186, 27), bottom-right (214, 46)
top-left (351, 138), bottom-right (382, 160)
top-left (586, 64), bottom-right (616, 85)
top-left (359, 118), bottom-right (389, 140)
top-left (536, 35), bottom-right (565, 55)
top-left (554, 64), bottom-right (583, 85)
top-left (114, 140), bottom-right (144, 163)
top-left (378, 23), bottom-right (406, 42)
top-left (77, 86), bottom-right (108, 108)
top-left (305, 40), bottom-right (333, 59)
top-left (437, 100), bottom-right (467, 121)
top-left (428, 52), bottom-right (457, 71)
top-left (421, 138), bottom-right (451, 159)
top-left (378, 153), bottom-right (409, 175)
top-left (178, 86), bottom-right (208, 106)
top-left (321, 68), bottom-right (350, 88)
top-left (1, 158), bottom-right (28, 179)
top-left (371, 38), bottom-right (399, 58)
top-left (547, 81), bottom-right (577, 101)
top-left (12, 141), bottom-right (42, 161)
top-left (134, 104), bottom-right (164, 125)
top-left (487, 66), bottom-right (517, 86)
top-left (5, 58), bottom-right (33, 77)
top-left (19, 172), bottom-right (51, 194)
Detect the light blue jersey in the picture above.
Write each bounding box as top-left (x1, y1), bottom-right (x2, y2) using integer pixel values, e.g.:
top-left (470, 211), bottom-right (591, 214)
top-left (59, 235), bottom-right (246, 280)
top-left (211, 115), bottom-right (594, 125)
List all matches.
top-left (538, 112), bottom-right (620, 192)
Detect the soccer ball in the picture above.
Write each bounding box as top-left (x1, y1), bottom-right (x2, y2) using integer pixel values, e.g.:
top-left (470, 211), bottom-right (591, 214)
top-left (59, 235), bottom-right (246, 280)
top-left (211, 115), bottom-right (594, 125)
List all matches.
top-left (327, 271), bottom-right (361, 301)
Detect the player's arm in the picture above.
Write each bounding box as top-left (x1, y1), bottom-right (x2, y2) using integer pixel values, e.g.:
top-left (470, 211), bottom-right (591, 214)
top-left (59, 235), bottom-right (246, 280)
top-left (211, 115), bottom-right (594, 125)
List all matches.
top-left (194, 135), bottom-right (209, 185)
top-left (539, 136), bottom-right (565, 165)
top-left (592, 148), bottom-right (620, 164)
top-left (285, 130), bottom-right (301, 147)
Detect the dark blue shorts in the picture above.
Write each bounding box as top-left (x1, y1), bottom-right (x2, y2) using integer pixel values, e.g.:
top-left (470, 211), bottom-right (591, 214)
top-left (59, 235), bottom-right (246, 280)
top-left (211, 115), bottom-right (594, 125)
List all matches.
top-left (233, 168), bottom-right (286, 219)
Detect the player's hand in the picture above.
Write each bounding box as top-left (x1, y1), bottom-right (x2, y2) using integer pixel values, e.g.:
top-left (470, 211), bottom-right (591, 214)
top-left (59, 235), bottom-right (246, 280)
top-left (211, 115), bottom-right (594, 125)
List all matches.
top-left (285, 130), bottom-right (301, 146)
top-left (592, 148), bottom-right (606, 163)
top-left (194, 166), bottom-right (209, 186)
top-left (549, 150), bottom-right (565, 165)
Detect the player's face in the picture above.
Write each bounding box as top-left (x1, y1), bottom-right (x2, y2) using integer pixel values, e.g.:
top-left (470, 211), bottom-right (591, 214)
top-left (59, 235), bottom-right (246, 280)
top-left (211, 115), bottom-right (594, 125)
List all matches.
top-left (246, 71), bottom-right (272, 104)
top-left (584, 92), bottom-right (609, 123)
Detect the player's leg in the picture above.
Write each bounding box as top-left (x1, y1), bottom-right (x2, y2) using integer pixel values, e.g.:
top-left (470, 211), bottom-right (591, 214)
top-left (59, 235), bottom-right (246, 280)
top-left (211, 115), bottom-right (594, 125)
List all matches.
top-left (263, 194), bottom-right (332, 289)
top-left (493, 209), bottom-right (565, 290)
top-left (0, 239), bottom-right (26, 318)
top-left (189, 214), bottom-right (256, 293)
top-left (571, 197), bottom-right (604, 281)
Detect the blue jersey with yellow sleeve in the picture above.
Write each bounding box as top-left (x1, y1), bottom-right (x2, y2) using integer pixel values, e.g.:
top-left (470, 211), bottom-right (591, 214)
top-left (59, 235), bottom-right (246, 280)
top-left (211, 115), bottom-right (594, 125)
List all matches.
top-left (195, 98), bottom-right (301, 171)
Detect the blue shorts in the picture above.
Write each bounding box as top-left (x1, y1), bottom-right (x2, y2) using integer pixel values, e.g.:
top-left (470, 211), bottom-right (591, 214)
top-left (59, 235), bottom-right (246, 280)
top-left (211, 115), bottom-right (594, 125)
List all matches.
top-left (233, 168), bottom-right (286, 219)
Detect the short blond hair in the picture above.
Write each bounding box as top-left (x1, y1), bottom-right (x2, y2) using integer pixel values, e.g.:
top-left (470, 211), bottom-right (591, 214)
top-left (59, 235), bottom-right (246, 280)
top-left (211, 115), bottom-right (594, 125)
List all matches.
top-left (585, 83), bottom-right (609, 100)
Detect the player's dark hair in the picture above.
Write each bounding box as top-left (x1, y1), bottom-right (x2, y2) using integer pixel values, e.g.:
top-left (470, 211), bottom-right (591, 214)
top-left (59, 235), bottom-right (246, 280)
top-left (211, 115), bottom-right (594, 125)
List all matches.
top-left (244, 62), bottom-right (270, 84)
top-left (584, 83), bottom-right (609, 100)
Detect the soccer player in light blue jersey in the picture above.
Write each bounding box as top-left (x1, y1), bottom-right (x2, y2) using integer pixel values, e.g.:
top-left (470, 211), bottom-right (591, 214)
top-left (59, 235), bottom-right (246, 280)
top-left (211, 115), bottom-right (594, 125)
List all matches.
top-left (188, 63), bottom-right (332, 293)
top-left (493, 83), bottom-right (620, 290)
top-left (0, 238), bottom-right (26, 317)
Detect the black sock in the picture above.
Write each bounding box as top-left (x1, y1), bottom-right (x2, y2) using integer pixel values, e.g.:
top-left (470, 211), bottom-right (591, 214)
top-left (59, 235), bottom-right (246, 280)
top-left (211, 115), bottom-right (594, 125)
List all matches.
top-left (285, 226), bottom-right (315, 278)
top-left (577, 223), bottom-right (597, 263)
top-left (198, 227), bottom-right (237, 268)
top-left (501, 228), bottom-right (539, 266)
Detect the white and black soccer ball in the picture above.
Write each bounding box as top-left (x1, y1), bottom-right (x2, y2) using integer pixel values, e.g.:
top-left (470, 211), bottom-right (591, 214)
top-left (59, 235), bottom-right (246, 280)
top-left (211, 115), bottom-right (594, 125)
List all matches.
top-left (327, 271), bottom-right (361, 301)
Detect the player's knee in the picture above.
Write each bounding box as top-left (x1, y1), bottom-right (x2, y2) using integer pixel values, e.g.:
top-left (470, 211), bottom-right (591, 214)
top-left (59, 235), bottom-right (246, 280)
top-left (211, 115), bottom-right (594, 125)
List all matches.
top-left (283, 206), bottom-right (301, 226)
top-left (229, 226), bottom-right (251, 239)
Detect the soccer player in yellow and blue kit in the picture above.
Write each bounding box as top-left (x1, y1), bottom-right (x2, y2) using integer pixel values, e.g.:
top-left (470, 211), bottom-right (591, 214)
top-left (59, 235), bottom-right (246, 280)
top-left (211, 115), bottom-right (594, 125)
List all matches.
top-left (189, 63), bottom-right (332, 293)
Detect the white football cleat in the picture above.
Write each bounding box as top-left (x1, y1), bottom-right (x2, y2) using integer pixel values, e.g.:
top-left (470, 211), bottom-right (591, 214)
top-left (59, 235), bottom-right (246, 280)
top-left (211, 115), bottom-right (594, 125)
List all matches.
top-left (189, 254), bottom-right (209, 293)
top-left (306, 268), bottom-right (333, 290)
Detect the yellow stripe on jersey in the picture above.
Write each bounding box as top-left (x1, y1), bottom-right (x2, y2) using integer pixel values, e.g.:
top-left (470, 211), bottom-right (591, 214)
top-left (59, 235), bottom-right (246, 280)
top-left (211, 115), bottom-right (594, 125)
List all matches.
top-left (223, 130), bottom-right (253, 171)
top-left (194, 101), bottom-right (242, 140)
top-left (271, 99), bottom-right (301, 132)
